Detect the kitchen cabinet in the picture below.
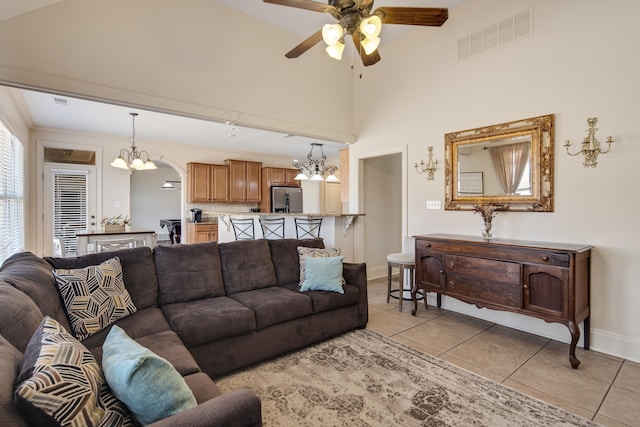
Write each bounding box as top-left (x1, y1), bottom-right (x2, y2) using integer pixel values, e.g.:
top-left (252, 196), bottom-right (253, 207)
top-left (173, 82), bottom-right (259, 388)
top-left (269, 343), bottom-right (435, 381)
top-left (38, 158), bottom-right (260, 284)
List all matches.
top-left (323, 182), bottom-right (342, 215)
top-left (226, 160), bottom-right (262, 203)
top-left (413, 234), bottom-right (591, 369)
top-left (259, 167), bottom-right (300, 212)
top-left (186, 223), bottom-right (218, 243)
top-left (187, 162), bottom-right (229, 203)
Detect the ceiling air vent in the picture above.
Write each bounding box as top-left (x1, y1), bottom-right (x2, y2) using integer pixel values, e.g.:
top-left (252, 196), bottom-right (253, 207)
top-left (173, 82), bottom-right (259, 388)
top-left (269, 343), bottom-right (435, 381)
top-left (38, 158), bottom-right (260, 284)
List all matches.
top-left (458, 9), bottom-right (532, 61)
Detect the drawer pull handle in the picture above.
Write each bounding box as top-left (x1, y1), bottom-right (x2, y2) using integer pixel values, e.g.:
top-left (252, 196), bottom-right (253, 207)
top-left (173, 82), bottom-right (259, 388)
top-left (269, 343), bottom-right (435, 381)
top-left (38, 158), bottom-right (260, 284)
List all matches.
top-left (439, 270), bottom-right (444, 275)
top-left (449, 261), bottom-right (455, 267)
top-left (425, 243), bottom-right (431, 247)
top-left (507, 271), bottom-right (514, 277)
top-left (448, 281), bottom-right (455, 287)
top-left (523, 284), bottom-right (529, 290)
top-left (541, 256), bottom-right (549, 261)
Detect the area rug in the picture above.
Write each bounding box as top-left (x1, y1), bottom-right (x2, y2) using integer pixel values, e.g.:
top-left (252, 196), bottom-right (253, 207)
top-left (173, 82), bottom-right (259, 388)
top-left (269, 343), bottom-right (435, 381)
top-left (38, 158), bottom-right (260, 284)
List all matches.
top-left (216, 329), bottom-right (599, 426)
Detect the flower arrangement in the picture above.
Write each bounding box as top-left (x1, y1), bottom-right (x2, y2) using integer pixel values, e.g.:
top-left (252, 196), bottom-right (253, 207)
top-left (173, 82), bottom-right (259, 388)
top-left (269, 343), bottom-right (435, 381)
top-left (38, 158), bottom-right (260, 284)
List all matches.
top-left (101, 215), bottom-right (132, 226)
top-left (473, 204), bottom-right (506, 240)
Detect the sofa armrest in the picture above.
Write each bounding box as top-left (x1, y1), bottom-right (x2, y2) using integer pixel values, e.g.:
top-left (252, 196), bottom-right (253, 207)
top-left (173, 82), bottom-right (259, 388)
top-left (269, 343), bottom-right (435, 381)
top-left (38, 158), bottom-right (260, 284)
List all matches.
top-left (343, 262), bottom-right (368, 327)
top-left (147, 389), bottom-right (262, 427)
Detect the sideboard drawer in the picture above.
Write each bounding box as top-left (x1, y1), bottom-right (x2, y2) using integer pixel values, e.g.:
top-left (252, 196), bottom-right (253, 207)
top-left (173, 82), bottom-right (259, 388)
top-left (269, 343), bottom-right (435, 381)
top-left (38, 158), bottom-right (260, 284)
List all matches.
top-left (445, 255), bottom-right (521, 285)
top-left (446, 273), bottom-right (523, 308)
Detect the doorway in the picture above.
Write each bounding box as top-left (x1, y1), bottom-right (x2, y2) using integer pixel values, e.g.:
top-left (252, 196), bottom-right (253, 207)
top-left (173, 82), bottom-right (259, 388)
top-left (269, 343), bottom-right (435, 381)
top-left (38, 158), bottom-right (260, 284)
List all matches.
top-left (361, 153), bottom-right (403, 279)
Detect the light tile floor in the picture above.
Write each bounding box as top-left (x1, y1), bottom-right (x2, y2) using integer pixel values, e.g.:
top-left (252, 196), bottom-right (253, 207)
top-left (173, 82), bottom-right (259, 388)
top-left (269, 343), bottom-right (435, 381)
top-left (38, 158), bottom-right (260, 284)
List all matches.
top-left (366, 277), bottom-right (640, 426)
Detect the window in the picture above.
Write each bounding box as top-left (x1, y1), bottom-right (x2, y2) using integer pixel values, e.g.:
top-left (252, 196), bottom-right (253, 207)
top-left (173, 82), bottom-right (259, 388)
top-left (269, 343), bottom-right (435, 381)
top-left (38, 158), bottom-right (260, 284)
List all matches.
top-left (0, 119), bottom-right (24, 264)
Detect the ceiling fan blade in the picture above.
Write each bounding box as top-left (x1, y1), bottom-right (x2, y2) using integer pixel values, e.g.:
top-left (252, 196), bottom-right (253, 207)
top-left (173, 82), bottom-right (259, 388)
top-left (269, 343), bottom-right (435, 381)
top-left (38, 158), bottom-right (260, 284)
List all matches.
top-left (374, 7), bottom-right (448, 27)
top-left (263, 0), bottom-right (336, 14)
top-left (352, 34), bottom-right (381, 67)
top-left (285, 30), bottom-right (323, 58)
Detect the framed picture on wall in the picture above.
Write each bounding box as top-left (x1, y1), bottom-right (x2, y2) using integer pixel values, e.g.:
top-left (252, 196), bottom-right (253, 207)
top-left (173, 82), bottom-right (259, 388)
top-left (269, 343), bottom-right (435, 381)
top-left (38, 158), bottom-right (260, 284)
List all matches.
top-left (458, 172), bottom-right (483, 195)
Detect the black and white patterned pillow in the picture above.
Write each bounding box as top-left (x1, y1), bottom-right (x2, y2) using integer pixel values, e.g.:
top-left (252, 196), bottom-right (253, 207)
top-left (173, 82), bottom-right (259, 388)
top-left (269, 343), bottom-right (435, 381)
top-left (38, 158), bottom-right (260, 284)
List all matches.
top-left (14, 316), bottom-right (133, 427)
top-left (297, 246), bottom-right (344, 287)
top-left (53, 256), bottom-right (137, 341)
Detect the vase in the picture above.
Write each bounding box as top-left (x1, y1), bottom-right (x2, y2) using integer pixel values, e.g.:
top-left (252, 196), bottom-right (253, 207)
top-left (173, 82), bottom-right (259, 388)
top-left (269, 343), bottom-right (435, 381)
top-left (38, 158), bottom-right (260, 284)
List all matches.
top-left (481, 220), bottom-right (493, 240)
top-left (104, 224), bottom-right (125, 232)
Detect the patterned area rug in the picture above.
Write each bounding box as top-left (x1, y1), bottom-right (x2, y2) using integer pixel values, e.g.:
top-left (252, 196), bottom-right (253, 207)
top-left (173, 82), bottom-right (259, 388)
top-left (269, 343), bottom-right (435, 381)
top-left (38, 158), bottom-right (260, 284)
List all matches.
top-left (216, 330), bottom-right (597, 426)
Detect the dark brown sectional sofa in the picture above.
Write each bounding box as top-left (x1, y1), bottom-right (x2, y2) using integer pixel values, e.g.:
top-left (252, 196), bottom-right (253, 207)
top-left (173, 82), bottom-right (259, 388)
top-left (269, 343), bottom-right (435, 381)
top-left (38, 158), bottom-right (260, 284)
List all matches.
top-left (0, 238), bottom-right (368, 426)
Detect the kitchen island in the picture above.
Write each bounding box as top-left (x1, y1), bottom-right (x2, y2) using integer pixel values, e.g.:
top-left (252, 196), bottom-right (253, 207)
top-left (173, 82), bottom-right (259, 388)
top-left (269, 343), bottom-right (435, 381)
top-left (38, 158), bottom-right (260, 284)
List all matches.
top-left (187, 213), bottom-right (364, 262)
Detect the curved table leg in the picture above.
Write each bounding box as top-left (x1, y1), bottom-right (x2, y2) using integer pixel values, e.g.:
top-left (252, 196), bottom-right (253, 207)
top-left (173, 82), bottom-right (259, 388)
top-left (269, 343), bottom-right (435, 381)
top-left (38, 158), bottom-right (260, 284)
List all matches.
top-left (568, 320), bottom-right (581, 369)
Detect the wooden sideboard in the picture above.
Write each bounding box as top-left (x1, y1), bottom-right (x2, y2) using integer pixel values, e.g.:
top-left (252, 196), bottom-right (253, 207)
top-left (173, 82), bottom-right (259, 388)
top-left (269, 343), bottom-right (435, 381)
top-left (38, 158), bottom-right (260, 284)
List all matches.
top-left (413, 234), bottom-right (591, 369)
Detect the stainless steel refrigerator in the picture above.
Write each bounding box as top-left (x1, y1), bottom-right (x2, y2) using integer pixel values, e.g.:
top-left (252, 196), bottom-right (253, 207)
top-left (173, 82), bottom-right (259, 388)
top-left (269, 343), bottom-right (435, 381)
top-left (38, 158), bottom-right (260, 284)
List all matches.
top-left (271, 186), bottom-right (303, 213)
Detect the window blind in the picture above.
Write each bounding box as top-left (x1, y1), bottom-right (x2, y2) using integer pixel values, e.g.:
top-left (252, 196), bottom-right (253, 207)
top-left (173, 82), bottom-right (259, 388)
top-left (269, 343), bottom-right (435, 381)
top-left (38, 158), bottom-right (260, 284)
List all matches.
top-left (52, 171), bottom-right (88, 255)
top-left (0, 120), bottom-right (24, 264)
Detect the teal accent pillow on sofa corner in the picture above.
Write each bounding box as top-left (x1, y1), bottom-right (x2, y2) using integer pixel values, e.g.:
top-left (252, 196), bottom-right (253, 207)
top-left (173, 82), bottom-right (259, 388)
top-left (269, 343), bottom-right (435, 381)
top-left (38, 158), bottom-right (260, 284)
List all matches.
top-left (299, 256), bottom-right (345, 294)
top-left (102, 325), bottom-right (197, 426)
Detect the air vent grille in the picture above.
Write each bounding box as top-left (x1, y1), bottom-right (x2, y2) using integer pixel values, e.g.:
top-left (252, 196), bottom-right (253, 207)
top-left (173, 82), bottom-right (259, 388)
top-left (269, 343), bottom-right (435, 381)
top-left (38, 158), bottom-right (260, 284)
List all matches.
top-left (458, 9), bottom-right (532, 61)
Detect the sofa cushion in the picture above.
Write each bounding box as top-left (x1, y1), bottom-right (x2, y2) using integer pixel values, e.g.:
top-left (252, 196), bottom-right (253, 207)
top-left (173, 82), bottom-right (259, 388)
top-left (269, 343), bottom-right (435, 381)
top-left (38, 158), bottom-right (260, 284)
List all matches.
top-left (282, 282), bottom-right (361, 314)
top-left (0, 282), bottom-right (43, 352)
top-left (14, 317), bottom-right (133, 427)
top-left (53, 256), bottom-right (137, 340)
top-left (230, 287), bottom-right (313, 330)
top-left (0, 335), bottom-right (28, 427)
top-left (162, 297), bottom-right (256, 347)
top-left (299, 256), bottom-right (345, 294)
top-left (268, 238), bottom-right (324, 285)
top-left (81, 306), bottom-right (172, 349)
top-left (183, 372), bottom-right (222, 403)
top-left (219, 239), bottom-right (277, 294)
top-left (102, 325), bottom-right (197, 425)
top-left (46, 246), bottom-right (159, 310)
top-left (0, 252), bottom-right (71, 332)
top-left (154, 242), bottom-right (226, 305)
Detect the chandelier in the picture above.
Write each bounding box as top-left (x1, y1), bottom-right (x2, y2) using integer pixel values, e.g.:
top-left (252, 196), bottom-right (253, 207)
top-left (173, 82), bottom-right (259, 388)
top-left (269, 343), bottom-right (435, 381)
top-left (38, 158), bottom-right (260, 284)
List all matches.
top-left (110, 113), bottom-right (157, 171)
top-left (293, 143), bottom-right (339, 182)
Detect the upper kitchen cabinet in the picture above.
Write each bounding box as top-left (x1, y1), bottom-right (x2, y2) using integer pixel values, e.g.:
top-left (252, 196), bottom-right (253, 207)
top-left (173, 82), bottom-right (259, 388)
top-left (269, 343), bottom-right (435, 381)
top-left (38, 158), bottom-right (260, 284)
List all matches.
top-left (187, 162), bottom-right (229, 203)
top-left (259, 167), bottom-right (300, 212)
top-left (226, 160), bottom-right (262, 203)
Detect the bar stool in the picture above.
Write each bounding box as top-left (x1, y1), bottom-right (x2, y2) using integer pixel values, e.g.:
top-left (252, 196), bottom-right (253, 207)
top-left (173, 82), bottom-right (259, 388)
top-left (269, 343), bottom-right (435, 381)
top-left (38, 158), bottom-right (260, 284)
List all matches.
top-left (230, 217), bottom-right (255, 240)
top-left (259, 217), bottom-right (285, 239)
top-left (387, 253), bottom-right (416, 312)
top-left (295, 217), bottom-right (323, 239)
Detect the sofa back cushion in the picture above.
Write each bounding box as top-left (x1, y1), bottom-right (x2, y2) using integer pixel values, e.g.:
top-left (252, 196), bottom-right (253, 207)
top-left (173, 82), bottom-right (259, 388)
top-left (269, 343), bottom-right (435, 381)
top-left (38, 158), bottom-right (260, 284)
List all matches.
top-left (46, 246), bottom-right (158, 310)
top-left (0, 335), bottom-right (29, 427)
top-left (154, 242), bottom-right (226, 305)
top-left (219, 239), bottom-right (277, 295)
top-left (0, 283), bottom-right (44, 353)
top-left (268, 238), bottom-right (325, 286)
top-left (0, 252), bottom-right (71, 332)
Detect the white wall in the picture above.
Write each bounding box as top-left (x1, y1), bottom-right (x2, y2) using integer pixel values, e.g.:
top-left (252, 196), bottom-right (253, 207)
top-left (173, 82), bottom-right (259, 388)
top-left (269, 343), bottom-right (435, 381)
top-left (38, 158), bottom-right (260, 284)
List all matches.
top-left (0, 0), bottom-right (355, 143)
top-left (130, 165), bottom-right (181, 236)
top-left (351, 0), bottom-right (640, 361)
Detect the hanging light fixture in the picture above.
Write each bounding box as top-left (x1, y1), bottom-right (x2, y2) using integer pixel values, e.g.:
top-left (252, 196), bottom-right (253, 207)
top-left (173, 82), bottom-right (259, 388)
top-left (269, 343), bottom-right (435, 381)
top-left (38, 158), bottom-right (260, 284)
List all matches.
top-left (111, 112), bottom-right (157, 171)
top-left (293, 143), bottom-right (339, 182)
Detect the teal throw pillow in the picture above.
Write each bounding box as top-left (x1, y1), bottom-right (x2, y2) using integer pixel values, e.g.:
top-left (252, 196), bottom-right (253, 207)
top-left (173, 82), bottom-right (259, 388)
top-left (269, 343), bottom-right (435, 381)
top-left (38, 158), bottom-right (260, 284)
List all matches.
top-left (102, 325), bottom-right (197, 426)
top-left (299, 256), bottom-right (345, 294)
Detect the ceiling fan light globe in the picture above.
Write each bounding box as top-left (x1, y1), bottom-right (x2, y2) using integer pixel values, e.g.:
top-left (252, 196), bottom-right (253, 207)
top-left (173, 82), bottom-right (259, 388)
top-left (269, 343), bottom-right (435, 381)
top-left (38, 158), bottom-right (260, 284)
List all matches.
top-left (361, 36), bottom-right (380, 55)
top-left (326, 42), bottom-right (345, 60)
top-left (110, 157), bottom-right (129, 169)
top-left (360, 15), bottom-right (382, 38)
top-left (322, 23), bottom-right (344, 46)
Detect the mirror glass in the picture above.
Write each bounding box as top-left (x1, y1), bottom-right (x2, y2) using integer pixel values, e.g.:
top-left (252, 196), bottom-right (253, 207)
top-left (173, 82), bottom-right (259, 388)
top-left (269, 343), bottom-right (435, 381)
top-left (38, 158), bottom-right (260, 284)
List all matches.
top-left (445, 114), bottom-right (554, 212)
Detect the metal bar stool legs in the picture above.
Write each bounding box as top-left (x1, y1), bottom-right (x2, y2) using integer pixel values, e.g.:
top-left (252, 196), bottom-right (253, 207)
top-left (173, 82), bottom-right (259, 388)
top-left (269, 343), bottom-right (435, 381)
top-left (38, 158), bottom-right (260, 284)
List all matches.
top-left (387, 253), bottom-right (416, 312)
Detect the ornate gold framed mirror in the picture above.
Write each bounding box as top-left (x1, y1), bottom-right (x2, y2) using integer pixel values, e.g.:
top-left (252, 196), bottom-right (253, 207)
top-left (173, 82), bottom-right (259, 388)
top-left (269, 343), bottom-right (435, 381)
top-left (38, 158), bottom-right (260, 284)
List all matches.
top-left (445, 114), bottom-right (554, 212)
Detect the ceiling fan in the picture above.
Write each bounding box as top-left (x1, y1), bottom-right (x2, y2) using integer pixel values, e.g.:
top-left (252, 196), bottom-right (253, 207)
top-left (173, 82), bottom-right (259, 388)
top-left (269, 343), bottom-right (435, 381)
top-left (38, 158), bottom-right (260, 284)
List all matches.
top-left (263, 0), bottom-right (448, 66)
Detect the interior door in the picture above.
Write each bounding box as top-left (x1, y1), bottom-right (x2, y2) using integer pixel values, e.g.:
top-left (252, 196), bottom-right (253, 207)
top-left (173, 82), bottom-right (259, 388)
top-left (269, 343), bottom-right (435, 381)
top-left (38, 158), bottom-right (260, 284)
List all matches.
top-left (43, 164), bottom-right (97, 256)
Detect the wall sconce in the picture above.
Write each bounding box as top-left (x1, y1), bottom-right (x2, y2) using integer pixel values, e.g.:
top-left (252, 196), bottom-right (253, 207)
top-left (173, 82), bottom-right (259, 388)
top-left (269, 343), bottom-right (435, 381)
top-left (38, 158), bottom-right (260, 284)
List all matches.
top-left (564, 117), bottom-right (614, 168)
top-left (414, 146), bottom-right (438, 181)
